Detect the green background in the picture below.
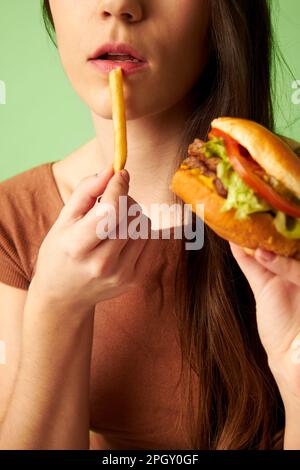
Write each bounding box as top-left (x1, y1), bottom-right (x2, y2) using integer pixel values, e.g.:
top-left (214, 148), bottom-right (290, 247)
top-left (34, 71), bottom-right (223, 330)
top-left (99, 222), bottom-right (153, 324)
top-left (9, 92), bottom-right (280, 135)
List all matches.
top-left (0, 0), bottom-right (300, 181)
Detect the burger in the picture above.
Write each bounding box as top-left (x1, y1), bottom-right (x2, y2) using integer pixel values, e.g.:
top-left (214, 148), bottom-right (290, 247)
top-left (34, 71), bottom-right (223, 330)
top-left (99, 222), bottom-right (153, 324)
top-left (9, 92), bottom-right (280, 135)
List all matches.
top-left (171, 117), bottom-right (300, 259)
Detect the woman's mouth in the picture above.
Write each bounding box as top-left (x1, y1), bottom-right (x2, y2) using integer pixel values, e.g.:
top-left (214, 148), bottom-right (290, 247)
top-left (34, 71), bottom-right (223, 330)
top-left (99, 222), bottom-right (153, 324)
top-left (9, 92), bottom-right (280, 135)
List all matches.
top-left (98, 53), bottom-right (141, 63)
top-left (88, 43), bottom-right (149, 76)
top-left (89, 57), bottom-right (149, 76)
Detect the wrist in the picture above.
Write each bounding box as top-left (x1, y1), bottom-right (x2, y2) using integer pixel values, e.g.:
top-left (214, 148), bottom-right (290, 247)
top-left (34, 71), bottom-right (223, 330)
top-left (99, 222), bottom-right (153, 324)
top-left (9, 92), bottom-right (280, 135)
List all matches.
top-left (281, 389), bottom-right (300, 415)
top-left (26, 275), bottom-right (95, 327)
top-left (269, 365), bottom-right (300, 409)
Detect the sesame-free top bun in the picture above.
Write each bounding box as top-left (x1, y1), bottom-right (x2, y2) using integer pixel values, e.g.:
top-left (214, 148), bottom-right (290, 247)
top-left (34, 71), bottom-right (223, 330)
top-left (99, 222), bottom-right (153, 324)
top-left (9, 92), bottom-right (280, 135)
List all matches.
top-left (171, 169), bottom-right (300, 260)
top-left (211, 117), bottom-right (300, 199)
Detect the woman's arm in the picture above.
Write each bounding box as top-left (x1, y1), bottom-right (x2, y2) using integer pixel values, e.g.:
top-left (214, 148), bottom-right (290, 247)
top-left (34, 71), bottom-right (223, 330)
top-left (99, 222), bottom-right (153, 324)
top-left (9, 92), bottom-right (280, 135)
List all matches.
top-left (230, 244), bottom-right (300, 450)
top-left (0, 167), bottom-right (154, 449)
top-left (0, 283), bottom-right (27, 423)
top-left (0, 278), bottom-right (94, 450)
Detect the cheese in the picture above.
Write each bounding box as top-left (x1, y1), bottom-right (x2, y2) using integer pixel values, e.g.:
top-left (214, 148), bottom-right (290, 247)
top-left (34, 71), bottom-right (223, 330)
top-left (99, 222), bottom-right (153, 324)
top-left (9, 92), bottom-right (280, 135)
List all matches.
top-left (189, 169), bottom-right (214, 190)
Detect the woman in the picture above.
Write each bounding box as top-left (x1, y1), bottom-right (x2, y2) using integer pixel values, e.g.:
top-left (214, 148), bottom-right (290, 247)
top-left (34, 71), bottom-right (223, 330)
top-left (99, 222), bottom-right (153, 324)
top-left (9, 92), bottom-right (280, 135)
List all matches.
top-left (0, 0), bottom-right (299, 450)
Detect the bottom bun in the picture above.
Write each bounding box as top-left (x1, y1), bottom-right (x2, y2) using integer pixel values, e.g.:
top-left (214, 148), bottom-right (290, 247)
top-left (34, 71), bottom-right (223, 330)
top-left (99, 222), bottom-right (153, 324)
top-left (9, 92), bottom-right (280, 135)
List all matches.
top-left (171, 169), bottom-right (300, 260)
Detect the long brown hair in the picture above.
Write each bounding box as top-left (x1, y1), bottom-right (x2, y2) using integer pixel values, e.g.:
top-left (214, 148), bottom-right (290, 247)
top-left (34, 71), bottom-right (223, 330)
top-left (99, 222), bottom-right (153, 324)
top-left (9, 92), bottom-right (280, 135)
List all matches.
top-left (42, 0), bottom-right (284, 449)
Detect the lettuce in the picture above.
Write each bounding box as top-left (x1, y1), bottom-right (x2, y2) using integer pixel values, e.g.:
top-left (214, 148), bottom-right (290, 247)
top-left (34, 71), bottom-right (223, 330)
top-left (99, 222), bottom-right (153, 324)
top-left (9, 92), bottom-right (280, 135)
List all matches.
top-left (200, 136), bottom-right (300, 237)
top-left (218, 165), bottom-right (271, 219)
top-left (203, 138), bottom-right (229, 161)
top-left (203, 136), bottom-right (271, 220)
top-left (274, 212), bottom-right (300, 239)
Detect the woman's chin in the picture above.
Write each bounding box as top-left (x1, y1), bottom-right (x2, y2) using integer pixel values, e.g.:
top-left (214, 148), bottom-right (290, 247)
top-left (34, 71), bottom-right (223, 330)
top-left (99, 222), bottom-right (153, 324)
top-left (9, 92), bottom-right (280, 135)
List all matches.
top-left (78, 84), bottom-right (157, 120)
top-left (87, 98), bottom-right (145, 121)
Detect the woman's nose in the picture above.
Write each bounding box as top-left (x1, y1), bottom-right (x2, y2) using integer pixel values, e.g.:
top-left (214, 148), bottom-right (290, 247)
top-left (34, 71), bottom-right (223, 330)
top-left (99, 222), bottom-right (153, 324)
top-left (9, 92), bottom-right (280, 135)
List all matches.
top-left (99, 0), bottom-right (143, 23)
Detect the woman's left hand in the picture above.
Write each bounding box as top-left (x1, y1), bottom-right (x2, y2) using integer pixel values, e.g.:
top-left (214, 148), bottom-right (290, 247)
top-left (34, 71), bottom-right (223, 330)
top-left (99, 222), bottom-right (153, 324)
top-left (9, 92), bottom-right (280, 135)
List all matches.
top-left (230, 243), bottom-right (300, 405)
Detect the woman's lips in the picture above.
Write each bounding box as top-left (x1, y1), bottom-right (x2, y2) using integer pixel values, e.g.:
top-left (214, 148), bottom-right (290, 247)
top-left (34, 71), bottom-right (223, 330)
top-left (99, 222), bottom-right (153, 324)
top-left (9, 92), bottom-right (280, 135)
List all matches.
top-left (89, 59), bottom-right (149, 76)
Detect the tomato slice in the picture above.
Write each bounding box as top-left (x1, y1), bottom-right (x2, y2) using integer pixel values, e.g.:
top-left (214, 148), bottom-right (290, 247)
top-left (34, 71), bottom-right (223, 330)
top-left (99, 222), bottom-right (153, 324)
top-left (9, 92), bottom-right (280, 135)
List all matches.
top-left (209, 128), bottom-right (300, 219)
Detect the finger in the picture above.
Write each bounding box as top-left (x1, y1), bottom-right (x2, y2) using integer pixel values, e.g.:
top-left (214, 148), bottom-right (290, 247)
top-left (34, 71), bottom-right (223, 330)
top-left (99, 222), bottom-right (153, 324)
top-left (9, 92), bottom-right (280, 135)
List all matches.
top-left (86, 213), bottom-right (150, 278)
top-left (59, 166), bottom-right (114, 223)
top-left (73, 170), bottom-right (132, 252)
top-left (108, 236), bottom-right (147, 284)
top-left (89, 197), bottom-right (147, 256)
top-left (85, 173), bottom-right (133, 228)
top-left (96, 168), bottom-right (130, 219)
top-left (88, 169), bottom-right (130, 233)
top-left (229, 242), bottom-right (273, 294)
top-left (254, 248), bottom-right (300, 286)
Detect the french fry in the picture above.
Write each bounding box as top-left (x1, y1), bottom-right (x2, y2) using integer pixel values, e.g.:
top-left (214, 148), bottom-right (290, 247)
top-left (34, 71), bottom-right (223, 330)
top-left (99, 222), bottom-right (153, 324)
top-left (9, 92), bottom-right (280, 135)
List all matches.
top-left (109, 67), bottom-right (127, 173)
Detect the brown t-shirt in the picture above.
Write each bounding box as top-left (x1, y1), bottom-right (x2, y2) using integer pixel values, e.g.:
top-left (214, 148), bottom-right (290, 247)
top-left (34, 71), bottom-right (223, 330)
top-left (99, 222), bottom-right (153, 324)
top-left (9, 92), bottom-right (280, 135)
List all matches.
top-left (0, 162), bottom-right (193, 449)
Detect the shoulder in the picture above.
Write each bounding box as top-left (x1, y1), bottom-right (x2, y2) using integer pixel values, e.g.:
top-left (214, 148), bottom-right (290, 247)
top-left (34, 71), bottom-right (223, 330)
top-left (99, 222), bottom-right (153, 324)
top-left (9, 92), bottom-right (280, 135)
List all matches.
top-left (0, 161), bottom-right (57, 209)
top-left (0, 162), bottom-right (63, 288)
top-left (0, 161), bottom-right (63, 223)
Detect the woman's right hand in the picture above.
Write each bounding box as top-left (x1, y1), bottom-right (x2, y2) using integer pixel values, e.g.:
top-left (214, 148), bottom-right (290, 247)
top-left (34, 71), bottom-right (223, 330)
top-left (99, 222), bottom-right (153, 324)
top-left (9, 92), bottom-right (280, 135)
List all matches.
top-left (30, 167), bottom-right (153, 311)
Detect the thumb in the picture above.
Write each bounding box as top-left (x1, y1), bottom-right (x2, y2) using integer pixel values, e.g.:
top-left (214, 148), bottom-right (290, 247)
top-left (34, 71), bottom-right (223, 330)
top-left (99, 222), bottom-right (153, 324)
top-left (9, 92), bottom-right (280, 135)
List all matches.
top-left (59, 165), bottom-right (114, 223)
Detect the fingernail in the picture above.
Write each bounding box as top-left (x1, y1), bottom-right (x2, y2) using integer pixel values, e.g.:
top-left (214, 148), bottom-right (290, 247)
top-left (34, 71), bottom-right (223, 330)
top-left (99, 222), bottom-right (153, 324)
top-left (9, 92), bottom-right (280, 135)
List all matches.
top-left (256, 248), bottom-right (276, 262)
top-left (119, 169), bottom-right (130, 184)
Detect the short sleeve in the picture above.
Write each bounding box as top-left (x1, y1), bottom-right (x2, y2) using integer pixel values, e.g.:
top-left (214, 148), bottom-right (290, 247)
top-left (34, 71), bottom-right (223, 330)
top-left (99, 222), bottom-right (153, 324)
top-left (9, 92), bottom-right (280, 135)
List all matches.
top-left (0, 228), bottom-right (30, 290)
top-left (0, 181), bottom-right (30, 290)
top-left (0, 162), bottom-right (61, 292)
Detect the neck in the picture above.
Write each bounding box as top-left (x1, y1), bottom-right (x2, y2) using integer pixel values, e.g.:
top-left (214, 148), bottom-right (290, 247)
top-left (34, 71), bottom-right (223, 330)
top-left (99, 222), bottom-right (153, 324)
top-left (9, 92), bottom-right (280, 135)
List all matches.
top-left (91, 95), bottom-right (192, 210)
